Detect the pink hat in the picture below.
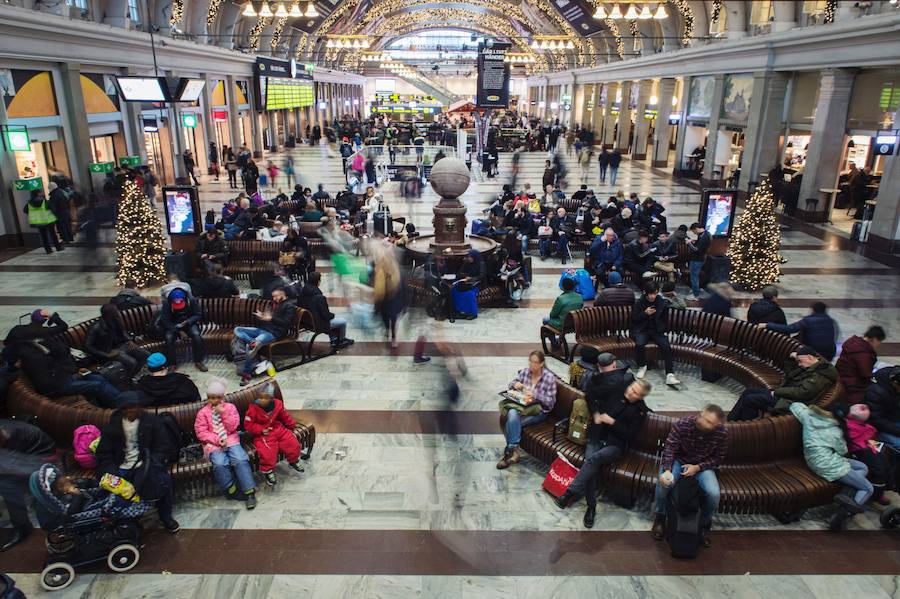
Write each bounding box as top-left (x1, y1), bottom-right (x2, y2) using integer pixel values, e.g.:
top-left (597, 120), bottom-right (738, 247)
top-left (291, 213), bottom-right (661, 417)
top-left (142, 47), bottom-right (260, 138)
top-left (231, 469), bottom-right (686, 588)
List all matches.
top-left (849, 404), bottom-right (870, 422)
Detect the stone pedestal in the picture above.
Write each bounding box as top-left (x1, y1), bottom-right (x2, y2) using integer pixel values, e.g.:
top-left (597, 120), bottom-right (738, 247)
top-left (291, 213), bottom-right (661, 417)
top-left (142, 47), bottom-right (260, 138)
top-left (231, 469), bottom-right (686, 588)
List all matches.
top-left (428, 157), bottom-right (472, 253)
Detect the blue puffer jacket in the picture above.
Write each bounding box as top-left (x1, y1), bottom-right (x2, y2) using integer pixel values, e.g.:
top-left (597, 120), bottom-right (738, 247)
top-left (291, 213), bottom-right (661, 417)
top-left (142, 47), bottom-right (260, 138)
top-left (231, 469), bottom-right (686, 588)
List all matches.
top-left (767, 313), bottom-right (838, 361)
top-left (589, 237), bottom-right (623, 270)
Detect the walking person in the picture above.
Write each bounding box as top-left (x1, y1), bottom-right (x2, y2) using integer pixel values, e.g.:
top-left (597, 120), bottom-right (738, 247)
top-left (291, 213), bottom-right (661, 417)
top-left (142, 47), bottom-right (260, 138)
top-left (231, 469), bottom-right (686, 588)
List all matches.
top-left (598, 148), bottom-right (610, 183)
top-left (183, 149), bottom-right (200, 186)
top-left (23, 189), bottom-right (62, 253)
top-left (225, 147), bottom-right (239, 189)
top-left (608, 149), bottom-right (622, 186)
top-left (208, 142), bottom-right (220, 181)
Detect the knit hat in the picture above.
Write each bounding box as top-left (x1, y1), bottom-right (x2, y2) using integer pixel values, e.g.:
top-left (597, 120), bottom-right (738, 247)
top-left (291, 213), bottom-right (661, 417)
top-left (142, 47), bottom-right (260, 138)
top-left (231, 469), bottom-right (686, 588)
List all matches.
top-left (169, 289), bottom-right (187, 310)
top-left (577, 347), bottom-right (600, 368)
top-left (849, 404), bottom-right (870, 422)
top-left (31, 309), bottom-right (48, 324)
top-left (596, 352), bottom-right (616, 367)
top-left (795, 346), bottom-right (818, 357)
top-left (207, 379), bottom-right (227, 397)
top-left (608, 271), bottom-right (622, 286)
top-left (146, 352), bottom-right (166, 372)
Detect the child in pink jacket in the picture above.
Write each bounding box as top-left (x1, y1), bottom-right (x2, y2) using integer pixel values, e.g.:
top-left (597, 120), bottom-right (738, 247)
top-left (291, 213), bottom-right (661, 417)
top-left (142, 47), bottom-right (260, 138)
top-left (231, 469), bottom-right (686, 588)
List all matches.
top-left (845, 403), bottom-right (892, 504)
top-left (193, 379), bottom-right (257, 509)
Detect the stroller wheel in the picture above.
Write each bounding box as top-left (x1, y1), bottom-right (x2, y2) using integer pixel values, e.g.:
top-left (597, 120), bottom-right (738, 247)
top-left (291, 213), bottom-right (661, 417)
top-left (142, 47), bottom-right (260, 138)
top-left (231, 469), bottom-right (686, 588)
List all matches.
top-left (107, 543), bottom-right (141, 572)
top-left (880, 506), bottom-right (900, 530)
top-left (40, 562), bottom-right (75, 591)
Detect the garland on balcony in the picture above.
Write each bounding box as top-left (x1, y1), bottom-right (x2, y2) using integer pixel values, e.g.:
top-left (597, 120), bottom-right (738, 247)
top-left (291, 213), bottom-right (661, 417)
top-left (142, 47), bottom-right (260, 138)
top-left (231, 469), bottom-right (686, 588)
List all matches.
top-left (169, 0), bottom-right (184, 25)
top-left (206, 0), bottom-right (224, 27)
top-left (667, 0), bottom-right (694, 45)
top-left (248, 16), bottom-right (271, 51)
top-left (271, 16), bottom-right (287, 50)
top-left (710, 0), bottom-right (723, 23)
top-left (605, 19), bottom-right (624, 58)
top-left (824, 0), bottom-right (836, 24)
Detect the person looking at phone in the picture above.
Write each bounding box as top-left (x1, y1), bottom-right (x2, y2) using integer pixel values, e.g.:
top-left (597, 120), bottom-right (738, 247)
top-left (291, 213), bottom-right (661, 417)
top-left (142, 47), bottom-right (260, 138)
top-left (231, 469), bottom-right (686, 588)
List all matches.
top-left (651, 404), bottom-right (728, 547)
top-left (234, 287), bottom-right (296, 386)
top-left (631, 280), bottom-right (680, 386)
top-left (497, 350), bottom-right (557, 470)
top-left (160, 289), bottom-right (207, 372)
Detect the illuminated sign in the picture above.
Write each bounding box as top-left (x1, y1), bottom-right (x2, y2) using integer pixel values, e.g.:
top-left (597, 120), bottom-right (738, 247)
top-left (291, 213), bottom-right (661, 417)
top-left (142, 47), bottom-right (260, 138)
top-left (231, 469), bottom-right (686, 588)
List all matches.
top-left (181, 114), bottom-right (198, 128)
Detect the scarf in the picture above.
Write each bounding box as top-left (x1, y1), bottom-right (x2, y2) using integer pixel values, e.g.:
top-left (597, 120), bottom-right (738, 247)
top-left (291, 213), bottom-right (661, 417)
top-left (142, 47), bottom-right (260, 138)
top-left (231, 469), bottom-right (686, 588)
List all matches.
top-left (210, 407), bottom-right (227, 443)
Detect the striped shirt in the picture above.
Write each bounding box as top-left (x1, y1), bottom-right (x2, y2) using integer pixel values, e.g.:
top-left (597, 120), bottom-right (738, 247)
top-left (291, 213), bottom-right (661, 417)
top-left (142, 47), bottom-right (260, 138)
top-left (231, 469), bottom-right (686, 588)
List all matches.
top-left (508, 367), bottom-right (557, 413)
top-left (661, 415), bottom-right (728, 472)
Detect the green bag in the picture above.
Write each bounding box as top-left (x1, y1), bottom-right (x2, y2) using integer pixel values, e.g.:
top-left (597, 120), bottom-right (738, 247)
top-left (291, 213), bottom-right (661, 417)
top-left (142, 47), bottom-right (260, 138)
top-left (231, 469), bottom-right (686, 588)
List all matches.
top-left (499, 398), bottom-right (543, 417)
top-left (566, 397), bottom-right (590, 446)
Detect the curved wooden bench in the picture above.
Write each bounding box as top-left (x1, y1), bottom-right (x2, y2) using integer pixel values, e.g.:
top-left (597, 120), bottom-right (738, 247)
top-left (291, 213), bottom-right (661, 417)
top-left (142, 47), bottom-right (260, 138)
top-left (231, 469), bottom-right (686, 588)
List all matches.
top-left (407, 256), bottom-right (533, 310)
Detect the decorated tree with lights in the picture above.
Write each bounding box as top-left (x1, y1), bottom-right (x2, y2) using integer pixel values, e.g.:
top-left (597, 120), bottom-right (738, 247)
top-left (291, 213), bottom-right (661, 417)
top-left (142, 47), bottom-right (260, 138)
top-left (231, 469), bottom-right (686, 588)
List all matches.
top-left (115, 179), bottom-right (167, 288)
top-left (727, 178), bottom-right (781, 291)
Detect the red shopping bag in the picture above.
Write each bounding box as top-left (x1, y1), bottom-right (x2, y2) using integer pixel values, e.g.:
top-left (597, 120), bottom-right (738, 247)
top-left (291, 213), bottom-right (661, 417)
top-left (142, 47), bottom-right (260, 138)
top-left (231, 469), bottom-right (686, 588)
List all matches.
top-left (542, 453), bottom-right (580, 498)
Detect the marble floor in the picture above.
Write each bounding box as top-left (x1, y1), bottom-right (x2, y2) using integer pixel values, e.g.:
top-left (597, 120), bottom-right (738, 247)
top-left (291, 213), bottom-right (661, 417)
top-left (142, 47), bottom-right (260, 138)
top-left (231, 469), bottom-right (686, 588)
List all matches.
top-left (1, 143), bottom-right (899, 598)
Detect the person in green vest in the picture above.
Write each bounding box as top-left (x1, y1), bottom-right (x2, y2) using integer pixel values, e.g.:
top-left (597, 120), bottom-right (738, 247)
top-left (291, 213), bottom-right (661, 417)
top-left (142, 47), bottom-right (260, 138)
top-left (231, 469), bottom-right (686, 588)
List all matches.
top-left (543, 277), bottom-right (583, 350)
top-left (23, 189), bottom-right (62, 254)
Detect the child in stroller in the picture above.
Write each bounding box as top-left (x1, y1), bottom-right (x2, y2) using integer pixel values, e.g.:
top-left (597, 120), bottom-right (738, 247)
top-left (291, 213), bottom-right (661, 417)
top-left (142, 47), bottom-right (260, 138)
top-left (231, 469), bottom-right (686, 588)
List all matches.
top-left (29, 463), bottom-right (152, 592)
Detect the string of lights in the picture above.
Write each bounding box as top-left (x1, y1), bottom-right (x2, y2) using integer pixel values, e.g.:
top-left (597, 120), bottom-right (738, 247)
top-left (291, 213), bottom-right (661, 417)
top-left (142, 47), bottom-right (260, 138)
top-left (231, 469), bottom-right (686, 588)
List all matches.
top-left (206, 0), bottom-right (225, 27)
top-left (115, 180), bottom-right (167, 289)
top-left (169, 0), bottom-right (184, 25)
top-left (270, 13), bottom-right (287, 50)
top-left (248, 15), bottom-right (271, 51)
top-left (824, 0), bottom-right (836, 24)
top-left (727, 178), bottom-right (782, 290)
top-left (710, 0), bottom-right (723, 23)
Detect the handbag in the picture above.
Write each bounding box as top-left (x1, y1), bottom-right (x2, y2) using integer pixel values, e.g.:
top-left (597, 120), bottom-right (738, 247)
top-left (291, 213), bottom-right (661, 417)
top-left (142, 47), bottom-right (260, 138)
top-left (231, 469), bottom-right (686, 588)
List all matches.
top-left (538, 225), bottom-right (553, 237)
top-left (278, 251), bottom-right (297, 266)
top-left (542, 453), bottom-right (580, 498)
top-left (178, 443), bottom-right (204, 466)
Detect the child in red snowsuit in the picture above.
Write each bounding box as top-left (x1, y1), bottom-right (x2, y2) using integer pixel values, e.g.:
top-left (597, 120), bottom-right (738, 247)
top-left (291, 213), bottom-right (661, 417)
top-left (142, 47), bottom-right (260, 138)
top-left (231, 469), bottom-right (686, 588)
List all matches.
top-left (243, 385), bottom-right (304, 485)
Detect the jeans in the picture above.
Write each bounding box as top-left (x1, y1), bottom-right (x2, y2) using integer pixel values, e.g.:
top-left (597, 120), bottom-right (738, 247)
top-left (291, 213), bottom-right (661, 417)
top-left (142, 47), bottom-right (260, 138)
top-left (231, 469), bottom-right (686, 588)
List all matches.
top-left (633, 331), bottom-right (674, 374)
top-left (878, 430), bottom-right (900, 452)
top-left (599, 164), bottom-right (608, 182)
top-left (654, 460), bottom-right (720, 528)
top-left (210, 444), bottom-right (256, 494)
top-left (837, 458), bottom-right (873, 505)
top-left (224, 224), bottom-right (241, 241)
top-left (234, 327), bottom-right (276, 346)
top-left (0, 476), bottom-right (31, 530)
top-left (729, 388), bottom-right (775, 421)
top-left (228, 170), bottom-right (238, 188)
top-left (567, 441), bottom-right (623, 507)
top-left (112, 343), bottom-right (151, 376)
top-left (609, 166), bottom-right (619, 185)
top-left (689, 259), bottom-right (704, 298)
top-left (503, 409), bottom-right (548, 449)
top-left (36, 225), bottom-right (61, 253)
top-left (330, 317), bottom-right (347, 343)
top-left (164, 324), bottom-right (205, 366)
top-left (60, 373), bottom-right (123, 408)
top-left (539, 234), bottom-right (570, 260)
top-left (520, 234), bottom-right (529, 255)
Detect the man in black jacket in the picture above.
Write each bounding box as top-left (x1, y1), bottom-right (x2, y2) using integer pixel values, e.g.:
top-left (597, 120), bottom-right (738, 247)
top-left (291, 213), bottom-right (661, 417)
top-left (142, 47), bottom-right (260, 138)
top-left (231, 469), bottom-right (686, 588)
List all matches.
top-left (746, 285), bottom-right (787, 325)
top-left (135, 352), bottom-right (201, 406)
top-left (554, 377), bottom-right (650, 528)
top-left (297, 272), bottom-right (354, 349)
top-left (195, 229), bottom-right (229, 273)
top-left (623, 229), bottom-right (656, 279)
top-left (632, 281), bottom-right (680, 386)
top-left (191, 264), bottom-right (239, 299)
top-left (0, 419), bottom-right (57, 551)
top-left (84, 303), bottom-right (149, 376)
top-left (2, 309), bottom-right (68, 367)
top-left (865, 366), bottom-right (900, 451)
top-left (687, 222), bottom-right (710, 300)
top-left (234, 288), bottom-right (296, 385)
top-left (95, 393), bottom-right (179, 533)
top-left (159, 289), bottom-right (206, 372)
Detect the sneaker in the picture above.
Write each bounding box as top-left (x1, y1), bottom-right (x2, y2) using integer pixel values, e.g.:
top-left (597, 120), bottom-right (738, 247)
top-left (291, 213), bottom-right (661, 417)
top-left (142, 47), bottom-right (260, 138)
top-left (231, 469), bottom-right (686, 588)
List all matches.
top-left (254, 360), bottom-right (272, 375)
top-left (239, 374), bottom-right (252, 386)
top-left (288, 461), bottom-right (305, 473)
top-left (666, 373), bottom-right (681, 386)
top-left (247, 341), bottom-right (259, 358)
top-left (413, 356), bottom-right (432, 365)
top-left (160, 516), bottom-right (181, 533)
top-left (264, 471), bottom-right (277, 486)
top-left (245, 493), bottom-right (257, 510)
top-left (195, 362), bottom-right (208, 372)
top-left (635, 366), bottom-right (647, 379)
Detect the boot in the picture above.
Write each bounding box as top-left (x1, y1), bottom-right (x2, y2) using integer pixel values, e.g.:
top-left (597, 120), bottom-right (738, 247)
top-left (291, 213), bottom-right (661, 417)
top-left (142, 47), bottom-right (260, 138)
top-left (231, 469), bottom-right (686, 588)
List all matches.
top-left (651, 514), bottom-right (666, 540)
top-left (0, 526), bottom-right (32, 552)
top-left (583, 504), bottom-right (596, 529)
top-left (828, 505), bottom-right (852, 531)
top-left (496, 447), bottom-right (515, 470)
top-left (554, 490), bottom-right (574, 509)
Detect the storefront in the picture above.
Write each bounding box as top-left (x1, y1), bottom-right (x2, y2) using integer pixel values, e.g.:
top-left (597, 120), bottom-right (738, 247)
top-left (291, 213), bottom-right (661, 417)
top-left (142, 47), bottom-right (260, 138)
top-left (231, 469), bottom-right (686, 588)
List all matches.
top-left (141, 112), bottom-right (175, 183)
top-left (679, 75), bottom-right (714, 174)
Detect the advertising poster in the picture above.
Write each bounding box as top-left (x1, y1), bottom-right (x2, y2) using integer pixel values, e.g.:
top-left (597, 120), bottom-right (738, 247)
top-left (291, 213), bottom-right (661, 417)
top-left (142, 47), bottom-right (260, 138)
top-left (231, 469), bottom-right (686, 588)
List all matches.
top-left (699, 189), bottom-right (738, 237)
top-left (162, 186), bottom-right (199, 235)
top-left (721, 73), bottom-right (754, 123)
top-left (476, 41), bottom-right (511, 108)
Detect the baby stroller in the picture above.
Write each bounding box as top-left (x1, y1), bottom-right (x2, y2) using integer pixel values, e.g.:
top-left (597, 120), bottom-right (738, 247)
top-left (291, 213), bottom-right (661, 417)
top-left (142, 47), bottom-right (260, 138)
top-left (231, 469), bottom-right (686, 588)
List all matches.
top-left (29, 464), bottom-right (151, 591)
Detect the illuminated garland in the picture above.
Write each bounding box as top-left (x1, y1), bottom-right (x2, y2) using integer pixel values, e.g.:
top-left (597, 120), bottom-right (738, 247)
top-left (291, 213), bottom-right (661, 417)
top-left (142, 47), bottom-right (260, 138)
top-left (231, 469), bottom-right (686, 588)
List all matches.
top-left (824, 0), bottom-right (836, 23)
top-left (169, 0), bottom-right (183, 25)
top-left (605, 19), bottom-right (624, 58)
top-left (628, 19), bottom-right (638, 36)
top-left (667, 0), bottom-right (693, 45)
top-left (710, 0), bottom-right (723, 23)
top-left (295, 31), bottom-right (309, 60)
top-left (249, 16), bottom-right (271, 51)
top-left (115, 180), bottom-right (167, 289)
top-left (206, 0), bottom-right (224, 27)
top-left (726, 178), bottom-right (781, 290)
top-left (271, 15), bottom-right (287, 50)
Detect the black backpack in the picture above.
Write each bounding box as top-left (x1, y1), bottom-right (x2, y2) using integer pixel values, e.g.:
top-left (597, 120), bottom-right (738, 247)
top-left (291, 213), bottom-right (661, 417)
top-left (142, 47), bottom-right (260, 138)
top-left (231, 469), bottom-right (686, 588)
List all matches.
top-left (665, 476), bottom-right (702, 559)
top-left (110, 289), bottom-right (152, 311)
top-left (156, 412), bottom-right (189, 466)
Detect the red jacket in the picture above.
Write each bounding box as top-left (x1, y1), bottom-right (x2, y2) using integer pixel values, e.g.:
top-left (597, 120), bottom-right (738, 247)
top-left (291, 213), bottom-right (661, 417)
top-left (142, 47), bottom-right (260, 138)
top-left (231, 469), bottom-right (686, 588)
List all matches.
top-left (836, 336), bottom-right (877, 403)
top-left (244, 399), bottom-right (296, 436)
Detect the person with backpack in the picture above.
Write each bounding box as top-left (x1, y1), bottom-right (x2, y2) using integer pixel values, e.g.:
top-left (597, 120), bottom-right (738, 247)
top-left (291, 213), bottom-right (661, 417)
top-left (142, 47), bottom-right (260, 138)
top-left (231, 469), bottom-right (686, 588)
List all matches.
top-left (555, 378), bottom-right (650, 528)
top-left (95, 392), bottom-right (180, 533)
top-left (194, 379), bottom-right (257, 509)
top-left (651, 404), bottom-right (728, 547)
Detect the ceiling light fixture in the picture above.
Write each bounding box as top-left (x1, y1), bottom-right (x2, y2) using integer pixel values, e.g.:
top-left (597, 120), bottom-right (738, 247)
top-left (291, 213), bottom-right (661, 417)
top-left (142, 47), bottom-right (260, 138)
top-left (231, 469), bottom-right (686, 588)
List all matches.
top-left (653, 3), bottom-right (667, 19)
top-left (289, 2), bottom-right (302, 16)
top-left (241, 2), bottom-right (256, 16)
top-left (565, 40), bottom-right (575, 49)
top-left (624, 4), bottom-right (639, 19)
top-left (274, 3), bottom-right (288, 17)
top-left (593, 4), bottom-right (607, 19)
top-left (258, 1), bottom-right (273, 17)
top-left (608, 3), bottom-right (623, 19)
top-left (303, 1), bottom-right (318, 17)
top-left (638, 4), bottom-right (652, 19)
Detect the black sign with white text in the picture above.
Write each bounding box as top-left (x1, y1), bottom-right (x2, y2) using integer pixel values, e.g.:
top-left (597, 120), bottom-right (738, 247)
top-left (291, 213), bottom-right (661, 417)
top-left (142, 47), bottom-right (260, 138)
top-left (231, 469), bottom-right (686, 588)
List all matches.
top-left (476, 42), bottom-right (511, 108)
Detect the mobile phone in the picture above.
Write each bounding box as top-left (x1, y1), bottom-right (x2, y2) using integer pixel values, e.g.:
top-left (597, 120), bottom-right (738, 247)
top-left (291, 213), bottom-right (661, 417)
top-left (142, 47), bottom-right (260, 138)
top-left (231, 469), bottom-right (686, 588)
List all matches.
top-left (681, 465), bottom-right (690, 474)
top-left (873, 442), bottom-right (884, 453)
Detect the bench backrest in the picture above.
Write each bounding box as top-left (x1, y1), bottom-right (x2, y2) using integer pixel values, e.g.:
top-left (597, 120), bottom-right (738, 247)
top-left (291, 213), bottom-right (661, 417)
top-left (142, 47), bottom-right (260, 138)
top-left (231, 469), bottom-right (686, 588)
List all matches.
top-left (227, 240), bottom-right (281, 263)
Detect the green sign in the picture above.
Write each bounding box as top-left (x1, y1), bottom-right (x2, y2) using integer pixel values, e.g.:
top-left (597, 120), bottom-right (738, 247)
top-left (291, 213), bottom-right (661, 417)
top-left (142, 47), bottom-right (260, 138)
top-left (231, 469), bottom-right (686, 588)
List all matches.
top-left (3, 126), bottom-right (31, 152)
top-left (13, 178), bottom-right (42, 191)
top-left (119, 156), bottom-right (141, 167)
top-left (89, 162), bottom-right (115, 173)
top-left (181, 113), bottom-right (198, 128)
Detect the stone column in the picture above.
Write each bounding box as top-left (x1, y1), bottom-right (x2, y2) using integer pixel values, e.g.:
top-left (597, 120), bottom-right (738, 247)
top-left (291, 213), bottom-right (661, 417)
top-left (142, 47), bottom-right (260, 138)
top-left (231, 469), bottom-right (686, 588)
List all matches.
top-left (651, 77), bottom-right (677, 167)
top-left (771, 0), bottom-right (797, 32)
top-left (200, 74), bottom-right (217, 157)
top-left (797, 69), bottom-right (857, 219)
top-left (56, 63), bottom-right (93, 190)
top-left (614, 80), bottom-right (633, 153)
top-left (578, 83), bottom-right (592, 129)
top-left (867, 104), bottom-right (900, 254)
top-left (740, 72), bottom-right (788, 191)
top-left (120, 99), bottom-right (145, 161)
top-left (602, 83), bottom-right (618, 148)
top-left (631, 79), bottom-right (654, 161)
top-left (248, 82), bottom-right (264, 158)
top-left (590, 84), bottom-right (603, 142)
top-left (673, 76), bottom-right (692, 172)
top-left (225, 76), bottom-right (242, 147)
top-left (166, 105), bottom-right (186, 178)
top-left (701, 74), bottom-right (726, 180)
top-left (0, 96), bottom-right (25, 246)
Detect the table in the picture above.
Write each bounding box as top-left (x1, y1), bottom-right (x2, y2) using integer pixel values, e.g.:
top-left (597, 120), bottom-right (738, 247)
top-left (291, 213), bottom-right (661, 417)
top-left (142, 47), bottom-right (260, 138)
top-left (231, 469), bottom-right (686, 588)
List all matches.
top-left (818, 188), bottom-right (840, 225)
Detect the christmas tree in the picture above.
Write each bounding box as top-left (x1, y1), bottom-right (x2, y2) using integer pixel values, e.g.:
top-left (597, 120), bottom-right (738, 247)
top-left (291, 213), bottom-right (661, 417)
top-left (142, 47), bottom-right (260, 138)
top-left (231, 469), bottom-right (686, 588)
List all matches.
top-left (115, 179), bottom-right (167, 288)
top-left (727, 178), bottom-right (781, 291)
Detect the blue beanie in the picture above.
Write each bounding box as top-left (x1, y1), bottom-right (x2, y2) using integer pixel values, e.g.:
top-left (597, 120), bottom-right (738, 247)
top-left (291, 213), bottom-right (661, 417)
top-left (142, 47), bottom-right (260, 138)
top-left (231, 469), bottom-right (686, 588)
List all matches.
top-left (608, 271), bottom-right (622, 285)
top-left (146, 352), bottom-right (167, 371)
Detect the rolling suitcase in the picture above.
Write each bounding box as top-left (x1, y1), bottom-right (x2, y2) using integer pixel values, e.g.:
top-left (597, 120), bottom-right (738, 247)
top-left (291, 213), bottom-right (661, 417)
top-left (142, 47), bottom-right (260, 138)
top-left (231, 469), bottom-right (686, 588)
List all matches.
top-left (373, 209), bottom-right (391, 237)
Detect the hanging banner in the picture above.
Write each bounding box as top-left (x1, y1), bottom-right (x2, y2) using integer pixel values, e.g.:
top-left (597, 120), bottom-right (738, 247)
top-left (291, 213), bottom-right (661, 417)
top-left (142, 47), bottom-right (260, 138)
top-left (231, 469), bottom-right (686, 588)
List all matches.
top-left (476, 41), bottom-right (511, 109)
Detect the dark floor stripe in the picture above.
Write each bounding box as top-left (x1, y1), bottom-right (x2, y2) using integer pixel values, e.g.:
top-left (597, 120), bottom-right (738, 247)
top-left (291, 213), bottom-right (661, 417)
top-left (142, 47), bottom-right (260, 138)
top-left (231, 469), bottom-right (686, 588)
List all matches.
top-left (0, 265), bottom-right (116, 273)
top-left (3, 529), bottom-right (898, 576)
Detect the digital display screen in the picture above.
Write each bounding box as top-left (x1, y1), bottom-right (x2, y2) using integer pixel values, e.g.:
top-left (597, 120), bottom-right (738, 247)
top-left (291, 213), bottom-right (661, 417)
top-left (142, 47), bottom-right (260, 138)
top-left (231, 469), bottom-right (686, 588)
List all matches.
top-left (163, 187), bottom-right (199, 235)
top-left (702, 190), bottom-right (737, 237)
top-left (264, 78), bottom-right (314, 109)
top-left (177, 79), bottom-right (206, 102)
top-left (115, 77), bottom-right (169, 102)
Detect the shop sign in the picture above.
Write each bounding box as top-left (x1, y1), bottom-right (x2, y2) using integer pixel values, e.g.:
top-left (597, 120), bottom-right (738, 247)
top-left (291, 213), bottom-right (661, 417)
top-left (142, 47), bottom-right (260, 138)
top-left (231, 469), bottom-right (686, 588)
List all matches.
top-left (13, 178), bottom-right (42, 191)
top-left (119, 156), bottom-right (141, 167)
top-left (89, 162), bottom-right (115, 173)
top-left (874, 132), bottom-right (897, 156)
top-left (610, 103), bottom-right (620, 116)
top-left (2, 125), bottom-right (30, 152)
top-left (181, 114), bottom-right (198, 128)
top-left (212, 110), bottom-right (228, 122)
top-left (668, 112), bottom-right (682, 125)
top-left (643, 108), bottom-right (658, 120)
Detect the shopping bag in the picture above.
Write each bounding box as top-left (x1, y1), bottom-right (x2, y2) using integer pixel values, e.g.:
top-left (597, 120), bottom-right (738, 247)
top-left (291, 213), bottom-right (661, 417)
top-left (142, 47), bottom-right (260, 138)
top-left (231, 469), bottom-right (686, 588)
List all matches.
top-left (542, 452), bottom-right (580, 498)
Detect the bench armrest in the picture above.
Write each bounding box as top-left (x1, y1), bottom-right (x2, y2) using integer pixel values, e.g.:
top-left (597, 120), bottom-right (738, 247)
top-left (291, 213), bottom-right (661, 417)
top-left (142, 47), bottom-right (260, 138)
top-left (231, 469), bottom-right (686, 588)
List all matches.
top-left (551, 417), bottom-right (568, 442)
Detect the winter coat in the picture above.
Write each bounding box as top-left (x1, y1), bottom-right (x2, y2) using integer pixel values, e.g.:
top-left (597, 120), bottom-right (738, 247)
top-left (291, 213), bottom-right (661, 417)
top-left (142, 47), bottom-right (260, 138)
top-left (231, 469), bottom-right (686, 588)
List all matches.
top-left (789, 403), bottom-right (851, 482)
top-left (702, 292), bottom-right (732, 318)
top-left (608, 151), bottom-right (622, 168)
top-left (0, 419), bottom-right (56, 456)
top-left (244, 399), bottom-right (296, 437)
top-left (623, 240), bottom-right (655, 273)
top-left (594, 285), bottom-right (635, 307)
top-left (84, 318), bottom-right (130, 360)
top-left (194, 233), bottom-right (229, 263)
top-left (746, 298), bottom-right (787, 325)
top-left (547, 290), bottom-right (583, 329)
top-left (135, 372), bottom-right (201, 406)
top-left (864, 367), bottom-right (900, 437)
top-left (96, 411), bottom-right (171, 476)
top-left (846, 418), bottom-right (878, 453)
top-left (194, 402), bottom-right (242, 458)
top-left (631, 294), bottom-right (669, 336)
top-left (296, 283), bottom-right (335, 333)
top-left (18, 337), bottom-right (79, 397)
top-left (259, 299), bottom-right (297, 339)
top-left (159, 297), bottom-right (203, 331)
top-left (771, 358), bottom-right (839, 414)
top-left (767, 313), bottom-right (838, 361)
top-left (589, 237), bottom-right (623, 270)
top-left (835, 335), bottom-right (878, 403)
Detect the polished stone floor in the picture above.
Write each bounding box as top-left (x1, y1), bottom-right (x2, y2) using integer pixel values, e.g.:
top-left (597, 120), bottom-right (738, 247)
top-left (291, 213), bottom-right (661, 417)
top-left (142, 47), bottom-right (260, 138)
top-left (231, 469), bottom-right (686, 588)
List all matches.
top-left (1, 143), bottom-right (899, 597)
